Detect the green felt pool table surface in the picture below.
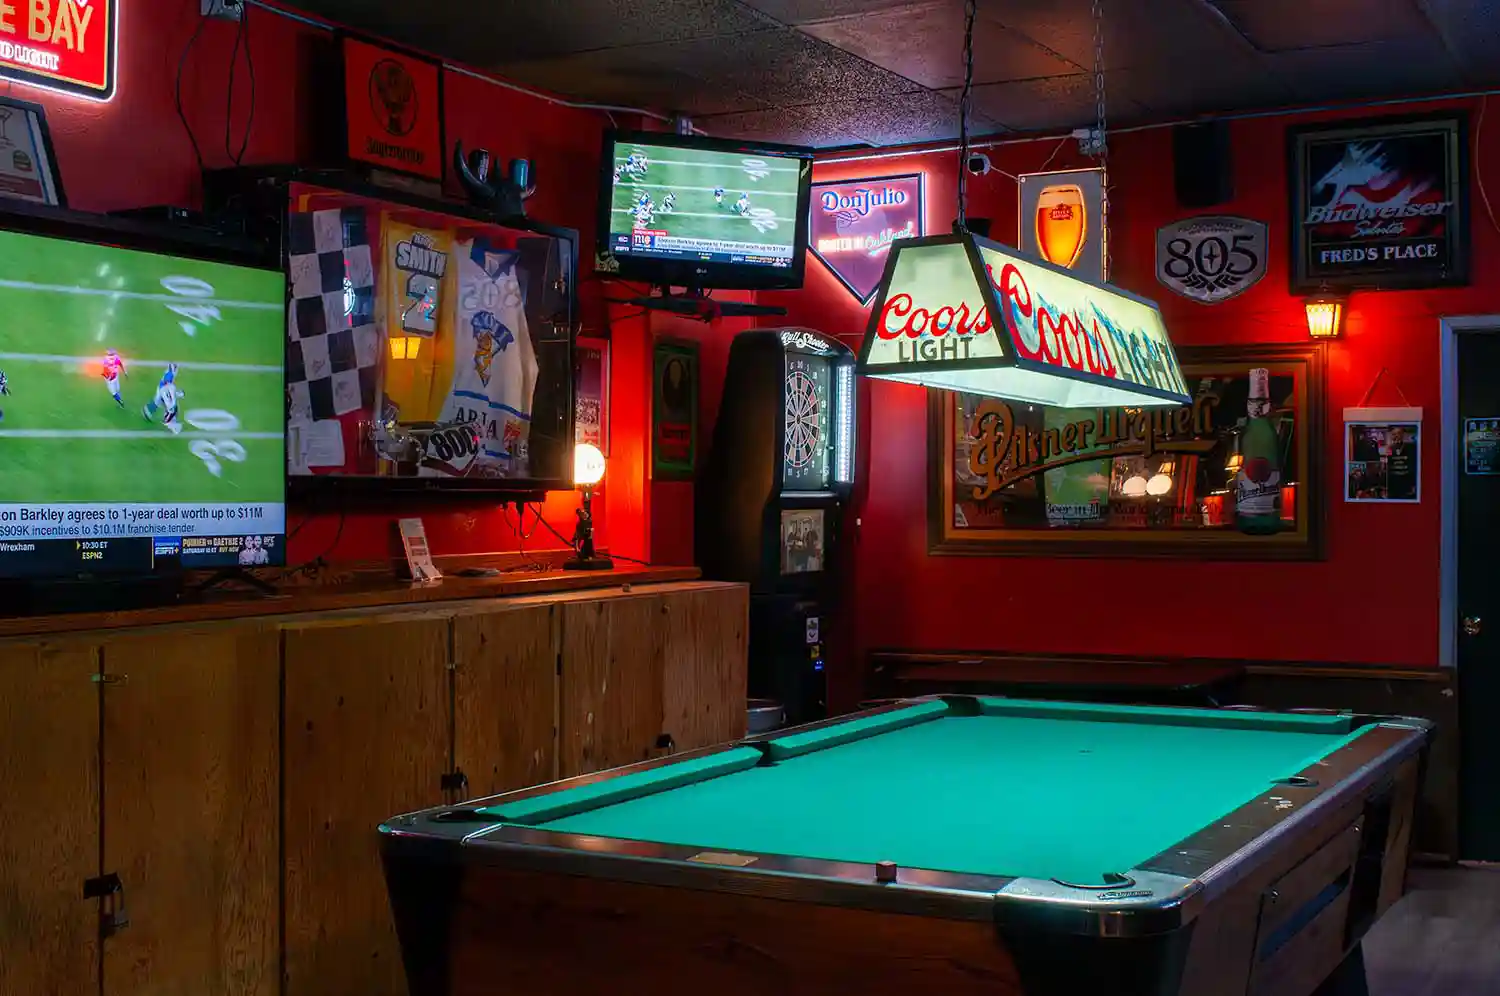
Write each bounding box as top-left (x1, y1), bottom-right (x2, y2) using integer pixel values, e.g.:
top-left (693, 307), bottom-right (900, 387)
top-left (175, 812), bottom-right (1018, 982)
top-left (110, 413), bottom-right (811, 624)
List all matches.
top-left (478, 699), bottom-right (1374, 886)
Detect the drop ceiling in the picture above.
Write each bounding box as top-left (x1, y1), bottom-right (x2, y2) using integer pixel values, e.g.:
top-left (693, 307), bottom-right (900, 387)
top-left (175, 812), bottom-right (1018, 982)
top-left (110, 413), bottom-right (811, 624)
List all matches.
top-left (290, 0), bottom-right (1500, 148)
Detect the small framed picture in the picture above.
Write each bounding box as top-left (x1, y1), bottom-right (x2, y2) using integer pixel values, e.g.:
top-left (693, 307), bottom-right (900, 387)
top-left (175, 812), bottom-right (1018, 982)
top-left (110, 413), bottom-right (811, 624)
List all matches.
top-left (0, 96), bottom-right (65, 207)
top-left (1343, 407), bottom-right (1421, 503)
top-left (651, 338), bottom-right (698, 480)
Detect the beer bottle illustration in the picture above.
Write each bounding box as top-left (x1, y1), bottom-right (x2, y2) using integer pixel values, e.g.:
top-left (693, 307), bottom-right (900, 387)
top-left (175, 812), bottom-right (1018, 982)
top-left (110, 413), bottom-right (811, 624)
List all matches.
top-left (1235, 367), bottom-right (1281, 534)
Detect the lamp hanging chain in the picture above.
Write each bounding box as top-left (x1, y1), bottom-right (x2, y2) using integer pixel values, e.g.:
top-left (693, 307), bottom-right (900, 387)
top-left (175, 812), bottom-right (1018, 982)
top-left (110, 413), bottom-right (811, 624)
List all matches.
top-left (1091, 0), bottom-right (1111, 277)
top-left (956, 0), bottom-right (978, 231)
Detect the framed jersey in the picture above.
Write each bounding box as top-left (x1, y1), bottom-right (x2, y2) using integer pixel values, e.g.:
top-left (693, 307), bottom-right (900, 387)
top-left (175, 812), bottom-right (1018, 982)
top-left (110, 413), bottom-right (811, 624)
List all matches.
top-left (206, 168), bottom-right (579, 497)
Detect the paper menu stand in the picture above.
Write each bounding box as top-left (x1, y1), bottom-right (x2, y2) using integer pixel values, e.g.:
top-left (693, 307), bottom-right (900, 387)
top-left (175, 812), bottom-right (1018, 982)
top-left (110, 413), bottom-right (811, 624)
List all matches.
top-left (396, 518), bottom-right (443, 582)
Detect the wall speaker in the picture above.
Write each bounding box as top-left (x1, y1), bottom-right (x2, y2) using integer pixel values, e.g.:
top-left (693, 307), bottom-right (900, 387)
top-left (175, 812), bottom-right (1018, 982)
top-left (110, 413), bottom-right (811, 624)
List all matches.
top-left (1172, 122), bottom-right (1233, 209)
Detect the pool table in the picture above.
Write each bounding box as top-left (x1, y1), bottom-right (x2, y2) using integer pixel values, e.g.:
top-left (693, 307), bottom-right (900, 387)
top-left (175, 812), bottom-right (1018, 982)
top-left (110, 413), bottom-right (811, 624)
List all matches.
top-left (380, 696), bottom-right (1429, 996)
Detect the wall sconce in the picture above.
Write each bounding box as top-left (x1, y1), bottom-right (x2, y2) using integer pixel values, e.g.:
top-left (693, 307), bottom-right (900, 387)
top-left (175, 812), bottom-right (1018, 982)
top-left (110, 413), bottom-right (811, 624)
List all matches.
top-left (1304, 295), bottom-right (1346, 340)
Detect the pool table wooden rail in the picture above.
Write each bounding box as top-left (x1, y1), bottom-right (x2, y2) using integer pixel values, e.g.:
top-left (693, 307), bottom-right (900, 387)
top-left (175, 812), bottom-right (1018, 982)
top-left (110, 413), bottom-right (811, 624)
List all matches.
top-left (380, 698), bottom-right (1431, 996)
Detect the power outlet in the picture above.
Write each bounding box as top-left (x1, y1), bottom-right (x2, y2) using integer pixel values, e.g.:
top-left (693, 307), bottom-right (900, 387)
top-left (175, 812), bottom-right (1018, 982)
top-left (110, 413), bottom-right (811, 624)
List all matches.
top-left (201, 0), bottom-right (243, 21)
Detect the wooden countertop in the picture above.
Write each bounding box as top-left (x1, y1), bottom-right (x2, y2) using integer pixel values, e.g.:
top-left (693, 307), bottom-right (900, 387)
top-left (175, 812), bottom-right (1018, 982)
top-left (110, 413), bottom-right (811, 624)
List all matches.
top-left (0, 559), bottom-right (702, 639)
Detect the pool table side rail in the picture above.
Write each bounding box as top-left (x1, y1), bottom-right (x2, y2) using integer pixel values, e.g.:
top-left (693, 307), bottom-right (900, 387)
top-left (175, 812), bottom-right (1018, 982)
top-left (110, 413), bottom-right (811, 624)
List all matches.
top-left (378, 701), bottom-right (1431, 938)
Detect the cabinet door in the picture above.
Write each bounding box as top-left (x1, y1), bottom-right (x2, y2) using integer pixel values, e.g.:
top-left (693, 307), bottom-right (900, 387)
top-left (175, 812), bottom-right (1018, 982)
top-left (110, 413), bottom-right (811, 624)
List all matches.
top-left (453, 604), bottom-right (557, 799)
top-left (662, 586), bottom-right (749, 753)
top-left (283, 615), bottom-right (450, 996)
top-left (0, 640), bottom-right (100, 996)
top-left (559, 596), bottom-right (665, 776)
top-left (100, 624), bottom-right (280, 996)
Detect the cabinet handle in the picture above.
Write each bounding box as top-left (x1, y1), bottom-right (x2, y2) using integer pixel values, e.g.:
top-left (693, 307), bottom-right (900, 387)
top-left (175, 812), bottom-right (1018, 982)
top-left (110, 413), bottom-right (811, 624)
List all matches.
top-left (84, 873), bottom-right (130, 937)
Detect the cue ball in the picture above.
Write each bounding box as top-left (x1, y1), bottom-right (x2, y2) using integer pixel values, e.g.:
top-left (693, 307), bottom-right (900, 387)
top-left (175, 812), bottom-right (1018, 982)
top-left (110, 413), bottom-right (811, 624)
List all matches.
top-left (875, 860), bottom-right (898, 883)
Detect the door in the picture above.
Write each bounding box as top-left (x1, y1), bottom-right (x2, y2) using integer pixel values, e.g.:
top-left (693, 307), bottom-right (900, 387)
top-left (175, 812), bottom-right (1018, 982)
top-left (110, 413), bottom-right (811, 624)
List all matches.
top-left (453, 603), bottom-right (557, 798)
top-left (101, 624), bottom-right (280, 996)
top-left (282, 614), bottom-right (450, 996)
top-left (1458, 329), bottom-right (1500, 859)
top-left (661, 584), bottom-right (749, 753)
top-left (558, 595), bottom-right (666, 777)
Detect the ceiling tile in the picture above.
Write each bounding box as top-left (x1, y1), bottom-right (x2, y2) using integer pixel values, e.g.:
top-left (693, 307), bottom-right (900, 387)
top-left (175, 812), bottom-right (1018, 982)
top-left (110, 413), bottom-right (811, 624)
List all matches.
top-left (736, 0), bottom-right (930, 25)
top-left (295, 0), bottom-right (779, 63)
top-left (963, 74), bottom-right (1147, 132)
top-left (1419, 0), bottom-right (1500, 84)
top-left (1264, 36), bottom-right (1466, 102)
top-left (649, 28), bottom-right (929, 107)
top-left (496, 50), bottom-right (770, 117)
top-left (800, 1), bottom-right (1080, 90)
top-left (693, 105), bottom-right (867, 148)
top-left (1209, 0), bottom-right (1436, 52)
top-left (1112, 58), bottom-right (1295, 119)
top-left (981, 0), bottom-right (1258, 71)
top-left (833, 89), bottom-right (1007, 146)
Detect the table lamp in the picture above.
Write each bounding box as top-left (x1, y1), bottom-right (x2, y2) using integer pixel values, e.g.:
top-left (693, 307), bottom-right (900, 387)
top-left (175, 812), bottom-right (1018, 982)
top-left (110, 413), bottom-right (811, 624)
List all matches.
top-left (564, 443), bottom-right (613, 571)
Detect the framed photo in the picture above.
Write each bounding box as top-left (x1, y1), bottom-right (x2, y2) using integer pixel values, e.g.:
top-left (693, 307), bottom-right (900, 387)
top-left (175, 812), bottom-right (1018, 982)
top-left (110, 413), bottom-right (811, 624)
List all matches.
top-left (1343, 407), bottom-right (1421, 503)
top-left (1287, 113), bottom-right (1468, 293)
top-left (930, 343), bottom-right (1327, 560)
top-left (574, 335), bottom-right (610, 456)
top-left (652, 338), bottom-right (698, 480)
top-left (0, 96), bottom-right (65, 207)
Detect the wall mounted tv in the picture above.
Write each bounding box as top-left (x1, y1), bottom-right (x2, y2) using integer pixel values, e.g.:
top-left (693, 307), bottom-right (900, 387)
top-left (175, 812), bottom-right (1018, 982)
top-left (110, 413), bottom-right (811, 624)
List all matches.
top-left (228, 173), bottom-right (579, 496)
top-left (595, 130), bottom-right (815, 291)
top-left (0, 206), bottom-right (287, 581)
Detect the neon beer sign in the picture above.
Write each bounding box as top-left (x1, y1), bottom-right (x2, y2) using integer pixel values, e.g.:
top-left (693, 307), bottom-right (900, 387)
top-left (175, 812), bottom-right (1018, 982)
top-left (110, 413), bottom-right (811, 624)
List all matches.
top-left (0, 0), bottom-right (117, 100)
top-left (809, 173), bottom-right (924, 304)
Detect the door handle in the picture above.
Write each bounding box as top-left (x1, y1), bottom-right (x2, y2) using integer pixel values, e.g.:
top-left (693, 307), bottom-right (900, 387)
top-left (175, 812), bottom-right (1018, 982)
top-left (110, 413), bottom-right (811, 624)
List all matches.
top-left (1463, 616), bottom-right (1483, 636)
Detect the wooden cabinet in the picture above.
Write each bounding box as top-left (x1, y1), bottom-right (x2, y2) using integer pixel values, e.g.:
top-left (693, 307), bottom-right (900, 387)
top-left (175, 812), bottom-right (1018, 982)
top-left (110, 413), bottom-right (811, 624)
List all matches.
top-left (0, 639), bottom-right (100, 996)
top-left (282, 613), bottom-right (451, 996)
top-left (0, 580), bottom-right (746, 996)
top-left (452, 602), bottom-right (557, 799)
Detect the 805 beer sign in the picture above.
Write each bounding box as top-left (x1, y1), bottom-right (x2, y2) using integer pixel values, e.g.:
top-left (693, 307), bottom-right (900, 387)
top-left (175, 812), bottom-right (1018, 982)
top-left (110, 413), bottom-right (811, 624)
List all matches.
top-left (1155, 216), bottom-right (1268, 304)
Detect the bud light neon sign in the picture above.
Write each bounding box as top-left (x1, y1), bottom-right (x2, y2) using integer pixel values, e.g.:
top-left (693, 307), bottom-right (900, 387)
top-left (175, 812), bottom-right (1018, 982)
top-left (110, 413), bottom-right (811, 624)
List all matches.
top-left (809, 173), bottom-right (924, 305)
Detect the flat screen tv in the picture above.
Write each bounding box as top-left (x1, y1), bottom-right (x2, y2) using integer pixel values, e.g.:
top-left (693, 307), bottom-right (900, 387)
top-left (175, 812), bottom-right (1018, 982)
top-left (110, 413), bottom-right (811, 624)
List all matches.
top-left (279, 180), bottom-right (575, 493)
top-left (595, 130), bottom-right (814, 291)
top-left (0, 220), bottom-right (287, 580)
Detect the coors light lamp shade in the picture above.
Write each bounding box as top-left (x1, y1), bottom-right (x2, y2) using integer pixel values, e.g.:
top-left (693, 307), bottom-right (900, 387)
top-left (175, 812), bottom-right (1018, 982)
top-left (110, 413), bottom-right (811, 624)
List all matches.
top-left (857, 233), bottom-right (1191, 409)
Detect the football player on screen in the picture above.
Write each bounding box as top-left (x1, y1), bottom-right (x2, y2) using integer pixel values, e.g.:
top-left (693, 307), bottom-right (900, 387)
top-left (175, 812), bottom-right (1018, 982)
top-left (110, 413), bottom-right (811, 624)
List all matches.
top-left (0, 368), bottom-right (8, 425)
top-left (143, 364), bottom-right (185, 433)
top-left (713, 186), bottom-right (725, 207)
top-left (735, 192), bottom-right (750, 216)
top-left (102, 349), bottom-right (127, 407)
top-left (661, 192), bottom-right (676, 213)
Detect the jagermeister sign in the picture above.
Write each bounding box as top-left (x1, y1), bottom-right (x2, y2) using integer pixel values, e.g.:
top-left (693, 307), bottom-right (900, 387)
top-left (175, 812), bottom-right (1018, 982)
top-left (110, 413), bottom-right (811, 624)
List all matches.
top-left (930, 344), bottom-right (1328, 561)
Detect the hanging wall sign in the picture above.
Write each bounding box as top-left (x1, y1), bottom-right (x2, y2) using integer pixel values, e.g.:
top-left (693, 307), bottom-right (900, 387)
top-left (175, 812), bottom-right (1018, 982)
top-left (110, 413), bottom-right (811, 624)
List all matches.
top-left (341, 35), bottom-right (444, 182)
top-left (1155, 216), bottom-right (1267, 303)
top-left (0, 0), bottom-right (116, 101)
top-left (1465, 418), bottom-right (1500, 476)
top-left (1343, 406), bottom-right (1422, 503)
top-left (652, 339), bottom-right (698, 480)
top-left (1288, 114), bottom-right (1468, 293)
top-left (1018, 168), bottom-right (1106, 281)
top-left (808, 173), bottom-right (924, 304)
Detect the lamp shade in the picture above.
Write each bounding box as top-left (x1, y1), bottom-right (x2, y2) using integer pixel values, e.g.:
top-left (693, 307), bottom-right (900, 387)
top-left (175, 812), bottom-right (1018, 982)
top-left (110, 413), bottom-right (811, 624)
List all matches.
top-left (856, 232), bottom-right (1190, 408)
top-left (1305, 297), bottom-right (1345, 339)
top-left (574, 443), bottom-right (606, 488)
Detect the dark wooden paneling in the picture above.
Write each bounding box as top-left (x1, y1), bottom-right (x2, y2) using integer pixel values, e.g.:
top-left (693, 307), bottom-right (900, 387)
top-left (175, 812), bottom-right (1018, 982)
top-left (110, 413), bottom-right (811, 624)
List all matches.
top-left (101, 624), bottom-right (281, 996)
top-left (448, 863), bottom-right (1024, 996)
top-left (559, 596), bottom-right (666, 776)
top-left (453, 604), bottom-right (557, 797)
top-left (662, 585), bottom-right (749, 752)
top-left (283, 614), bottom-right (451, 996)
top-left (0, 639), bottom-right (100, 996)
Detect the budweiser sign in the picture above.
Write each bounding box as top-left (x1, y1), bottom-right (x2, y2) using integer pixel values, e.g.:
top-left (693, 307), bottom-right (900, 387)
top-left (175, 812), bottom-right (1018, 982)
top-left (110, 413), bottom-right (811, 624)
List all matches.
top-left (857, 234), bottom-right (1189, 409)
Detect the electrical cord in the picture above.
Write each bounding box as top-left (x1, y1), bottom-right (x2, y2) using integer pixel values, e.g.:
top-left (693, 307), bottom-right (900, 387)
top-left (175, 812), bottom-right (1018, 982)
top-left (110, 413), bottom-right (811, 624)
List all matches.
top-left (528, 502), bottom-right (653, 567)
top-left (225, 2), bottom-right (256, 166)
top-left (175, 13), bottom-right (209, 175)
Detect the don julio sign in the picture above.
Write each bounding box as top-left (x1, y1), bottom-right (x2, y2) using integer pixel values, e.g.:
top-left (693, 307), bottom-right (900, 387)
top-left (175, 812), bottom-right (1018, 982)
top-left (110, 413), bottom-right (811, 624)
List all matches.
top-left (808, 173), bottom-right (924, 304)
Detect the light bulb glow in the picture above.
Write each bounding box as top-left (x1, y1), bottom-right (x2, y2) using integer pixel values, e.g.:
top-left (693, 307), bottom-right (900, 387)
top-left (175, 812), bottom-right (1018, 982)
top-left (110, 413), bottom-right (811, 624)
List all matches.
top-left (574, 443), bottom-right (606, 488)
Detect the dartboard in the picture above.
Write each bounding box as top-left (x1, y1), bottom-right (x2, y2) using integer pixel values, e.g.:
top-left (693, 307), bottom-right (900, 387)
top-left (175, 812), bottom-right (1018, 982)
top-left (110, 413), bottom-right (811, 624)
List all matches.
top-left (785, 368), bottom-right (821, 469)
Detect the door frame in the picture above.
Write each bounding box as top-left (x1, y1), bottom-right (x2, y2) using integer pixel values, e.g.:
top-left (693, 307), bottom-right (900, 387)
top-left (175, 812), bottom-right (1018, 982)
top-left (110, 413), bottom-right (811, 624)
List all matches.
top-left (1439, 315), bottom-right (1500, 668)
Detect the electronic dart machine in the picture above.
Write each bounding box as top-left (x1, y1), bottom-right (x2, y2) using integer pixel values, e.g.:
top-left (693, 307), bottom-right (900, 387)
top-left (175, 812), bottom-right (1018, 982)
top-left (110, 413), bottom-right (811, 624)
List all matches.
top-left (697, 328), bottom-right (856, 724)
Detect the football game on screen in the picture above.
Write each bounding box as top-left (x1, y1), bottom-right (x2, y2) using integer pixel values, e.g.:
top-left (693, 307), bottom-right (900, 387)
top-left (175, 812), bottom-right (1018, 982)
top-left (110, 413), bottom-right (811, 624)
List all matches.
top-left (0, 229), bottom-right (286, 577)
top-left (607, 140), bottom-right (803, 268)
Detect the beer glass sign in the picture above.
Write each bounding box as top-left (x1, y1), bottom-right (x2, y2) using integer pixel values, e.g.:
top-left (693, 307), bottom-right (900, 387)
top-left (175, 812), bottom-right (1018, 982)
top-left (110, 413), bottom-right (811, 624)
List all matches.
top-left (1034, 185), bottom-right (1087, 269)
top-left (1018, 168), bottom-right (1107, 281)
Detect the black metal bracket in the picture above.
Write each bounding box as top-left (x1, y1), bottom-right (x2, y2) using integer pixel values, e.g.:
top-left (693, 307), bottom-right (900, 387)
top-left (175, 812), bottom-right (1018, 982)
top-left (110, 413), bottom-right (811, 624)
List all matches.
top-left (84, 873), bottom-right (129, 937)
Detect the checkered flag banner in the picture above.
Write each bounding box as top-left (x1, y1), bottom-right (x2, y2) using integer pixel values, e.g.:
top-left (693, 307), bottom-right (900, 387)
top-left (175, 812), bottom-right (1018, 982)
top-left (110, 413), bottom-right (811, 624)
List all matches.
top-left (284, 207), bottom-right (380, 427)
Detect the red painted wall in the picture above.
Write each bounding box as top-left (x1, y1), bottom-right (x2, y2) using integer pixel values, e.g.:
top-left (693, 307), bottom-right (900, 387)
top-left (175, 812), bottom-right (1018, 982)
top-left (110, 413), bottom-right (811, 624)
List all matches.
top-left (26, 0), bottom-right (624, 564)
top-left (764, 98), bottom-right (1491, 703)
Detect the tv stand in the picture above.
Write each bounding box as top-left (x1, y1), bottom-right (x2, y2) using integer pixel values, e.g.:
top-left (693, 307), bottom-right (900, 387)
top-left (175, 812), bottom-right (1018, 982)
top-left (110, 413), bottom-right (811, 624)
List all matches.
top-left (625, 285), bottom-right (787, 322)
top-left (193, 567), bottom-right (278, 598)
